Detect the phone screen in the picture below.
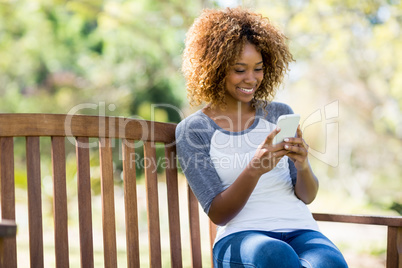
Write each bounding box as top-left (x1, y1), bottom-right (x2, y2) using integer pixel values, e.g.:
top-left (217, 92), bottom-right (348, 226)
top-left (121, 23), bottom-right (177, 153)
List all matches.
top-left (273, 114), bottom-right (300, 145)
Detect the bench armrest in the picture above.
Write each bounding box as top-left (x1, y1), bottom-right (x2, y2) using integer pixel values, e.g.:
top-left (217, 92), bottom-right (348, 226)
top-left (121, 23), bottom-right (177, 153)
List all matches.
top-left (312, 213), bottom-right (402, 227)
top-left (0, 220), bottom-right (17, 238)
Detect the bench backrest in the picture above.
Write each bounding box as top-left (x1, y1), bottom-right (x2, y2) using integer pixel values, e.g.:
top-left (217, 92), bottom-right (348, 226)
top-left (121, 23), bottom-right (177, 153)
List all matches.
top-left (1, 113), bottom-right (401, 268)
top-left (0, 113), bottom-right (214, 268)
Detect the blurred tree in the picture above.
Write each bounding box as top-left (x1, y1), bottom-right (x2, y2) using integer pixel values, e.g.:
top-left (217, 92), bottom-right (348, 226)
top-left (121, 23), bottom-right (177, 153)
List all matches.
top-left (1, 0), bottom-right (401, 208)
top-left (254, 0), bottom-right (402, 206)
top-left (0, 0), bottom-right (208, 193)
top-left (0, 0), bottom-right (209, 120)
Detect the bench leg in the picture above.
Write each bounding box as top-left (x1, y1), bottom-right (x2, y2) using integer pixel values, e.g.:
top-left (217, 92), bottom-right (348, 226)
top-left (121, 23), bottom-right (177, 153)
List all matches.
top-left (0, 238), bottom-right (3, 268)
top-left (387, 226), bottom-right (402, 268)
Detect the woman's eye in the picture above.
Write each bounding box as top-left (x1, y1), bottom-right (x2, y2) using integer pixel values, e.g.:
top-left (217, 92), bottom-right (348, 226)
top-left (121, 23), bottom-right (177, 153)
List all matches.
top-left (255, 68), bottom-right (263, 72)
top-left (235, 70), bottom-right (245, 73)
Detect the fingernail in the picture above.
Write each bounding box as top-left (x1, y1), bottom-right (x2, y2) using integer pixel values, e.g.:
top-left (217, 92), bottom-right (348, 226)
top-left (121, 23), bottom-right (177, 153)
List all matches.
top-left (284, 138), bottom-right (289, 142)
top-left (285, 145), bottom-right (289, 149)
top-left (276, 127), bottom-right (281, 131)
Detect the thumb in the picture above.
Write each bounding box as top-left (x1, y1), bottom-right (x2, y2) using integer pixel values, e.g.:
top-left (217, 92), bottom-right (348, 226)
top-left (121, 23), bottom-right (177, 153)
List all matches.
top-left (264, 127), bottom-right (281, 145)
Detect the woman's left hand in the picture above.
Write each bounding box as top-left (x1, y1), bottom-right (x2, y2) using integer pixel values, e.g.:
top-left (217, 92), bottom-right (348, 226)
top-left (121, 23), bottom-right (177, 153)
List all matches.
top-left (283, 125), bottom-right (309, 171)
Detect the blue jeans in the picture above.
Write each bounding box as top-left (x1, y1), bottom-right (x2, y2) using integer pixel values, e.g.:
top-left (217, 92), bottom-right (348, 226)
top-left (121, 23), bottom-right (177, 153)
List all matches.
top-left (213, 230), bottom-right (348, 268)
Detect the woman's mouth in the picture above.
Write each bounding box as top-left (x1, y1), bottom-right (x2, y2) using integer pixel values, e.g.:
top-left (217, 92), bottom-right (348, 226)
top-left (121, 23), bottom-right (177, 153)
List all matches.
top-left (238, 87), bottom-right (255, 94)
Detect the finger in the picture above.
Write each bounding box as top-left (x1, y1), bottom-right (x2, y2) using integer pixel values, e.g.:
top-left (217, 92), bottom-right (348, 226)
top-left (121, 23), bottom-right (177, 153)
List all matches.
top-left (264, 127), bottom-right (281, 145)
top-left (259, 148), bottom-right (287, 159)
top-left (283, 137), bottom-right (303, 145)
top-left (284, 144), bottom-right (307, 155)
top-left (296, 125), bottom-right (303, 138)
top-left (270, 143), bottom-right (289, 152)
top-left (270, 149), bottom-right (289, 158)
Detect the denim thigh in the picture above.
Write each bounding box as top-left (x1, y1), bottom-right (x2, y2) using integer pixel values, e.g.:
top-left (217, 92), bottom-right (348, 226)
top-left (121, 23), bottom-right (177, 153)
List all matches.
top-left (285, 230), bottom-right (348, 268)
top-left (213, 230), bottom-right (348, 268)
top-left (213, 231), bottom-right (301, 268)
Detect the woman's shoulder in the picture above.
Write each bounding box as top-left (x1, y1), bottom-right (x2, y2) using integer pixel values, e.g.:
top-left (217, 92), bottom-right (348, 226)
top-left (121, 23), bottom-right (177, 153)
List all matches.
top-left (260, 101), bottom-right (294, 124)
top-left (265, 101), bottom-right (294, 114)
top-left (175, 109), bottom-right (216, 145)
top-left (176, 110), bottom-right (209, 132)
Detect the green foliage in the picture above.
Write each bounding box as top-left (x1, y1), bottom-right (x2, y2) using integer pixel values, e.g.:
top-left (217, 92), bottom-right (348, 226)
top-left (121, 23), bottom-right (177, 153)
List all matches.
top-left (0, 0), bottom-right (199, 195)
top-left (390, 202), bottom-right (402, 215)
top-left (0, 0), bottom-right (401, 210)
top-left (1, 1), bottom-right (400, 265)
top-left (0, 0), bottom-right (198, 118)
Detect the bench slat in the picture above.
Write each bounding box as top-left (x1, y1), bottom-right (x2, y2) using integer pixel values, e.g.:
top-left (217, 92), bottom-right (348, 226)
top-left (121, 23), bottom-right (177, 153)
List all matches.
top-left (122, 139), bottom-right (140, 268)
top-left (51, 137), bottom-right (70, 268)
top-left (144, 141), bottom-right (162, 268)
top-left (0, 221), bottom-right (17, 268)
top-left (0, 137), bottom-right (17, 268)
top-left (387, 226), bottom-right (402, 268)
top-left (76, 137), bottom-right (95, 268)
top-left (26, 137), bottom-right (44, 268)
top-left (165, 145), bottom-right (183, 268)
top-left (99, 138), bottom-right (118, 268)
top-left (188, 185), bottom-right (202, 268)
top-left (209, 221), bottom-right (217, 267)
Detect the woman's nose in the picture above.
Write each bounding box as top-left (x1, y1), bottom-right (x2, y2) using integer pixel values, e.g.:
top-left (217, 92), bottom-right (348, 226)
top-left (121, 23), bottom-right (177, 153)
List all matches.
top-left (244, 71), bottom-right (257, 84)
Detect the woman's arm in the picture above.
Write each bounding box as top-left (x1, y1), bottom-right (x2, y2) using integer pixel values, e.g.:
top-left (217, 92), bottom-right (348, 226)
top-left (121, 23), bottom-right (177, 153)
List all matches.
top-left (208, 165), bottom-right (260, 225)
top-left (294, 163), bottom-right (319, 204)
top-left (208, 127), bottom-right (288, 225)
top-left (284, 126), bottom-right (319, 204)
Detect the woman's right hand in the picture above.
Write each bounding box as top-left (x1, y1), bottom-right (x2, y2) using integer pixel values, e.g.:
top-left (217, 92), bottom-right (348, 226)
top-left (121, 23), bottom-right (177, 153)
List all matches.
top-left (248, 127), bottom-right (288, 177)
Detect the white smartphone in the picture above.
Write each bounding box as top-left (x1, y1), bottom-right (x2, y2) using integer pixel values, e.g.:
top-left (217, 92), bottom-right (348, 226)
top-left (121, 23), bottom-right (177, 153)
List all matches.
top-left (273, 114), bottom-right (300, 145)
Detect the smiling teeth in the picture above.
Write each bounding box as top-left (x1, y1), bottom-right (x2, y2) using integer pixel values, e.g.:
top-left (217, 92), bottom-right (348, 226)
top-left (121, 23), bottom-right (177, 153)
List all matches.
top-left (239, 87), bottom-right (253, 92)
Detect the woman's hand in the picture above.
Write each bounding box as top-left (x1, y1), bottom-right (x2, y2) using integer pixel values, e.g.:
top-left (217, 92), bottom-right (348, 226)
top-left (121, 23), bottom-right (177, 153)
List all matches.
top-left (249, 127), bottom-right (289, 177)
top-left (283, 125), bottom-right (309, 171)
top-left (282, 125), bottom-right (319, 204)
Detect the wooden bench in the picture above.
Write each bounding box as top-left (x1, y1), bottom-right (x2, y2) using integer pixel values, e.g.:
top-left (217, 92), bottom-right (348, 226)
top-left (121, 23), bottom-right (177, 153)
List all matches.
top-left (0, 219), bottom-right (17, 268)
top-left (0, 113), bottom-right (401, 267)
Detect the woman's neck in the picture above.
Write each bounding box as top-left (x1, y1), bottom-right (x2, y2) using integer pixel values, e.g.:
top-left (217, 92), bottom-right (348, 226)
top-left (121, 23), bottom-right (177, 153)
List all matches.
top-left (203, 101), bottom-right (257, 132)
top-left (206, 100), bottom-right (253, 114)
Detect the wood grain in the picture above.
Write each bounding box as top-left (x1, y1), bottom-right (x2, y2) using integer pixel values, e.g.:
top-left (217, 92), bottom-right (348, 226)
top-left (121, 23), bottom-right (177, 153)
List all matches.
top-left (209, 221), bottom-right (217, 267)
top-left (165, 145), bottom-right (183, 268)
top-left (122, 139), bottom-right (140, 268)
top-left (188, 185), bottom-right (202, 268)
top-left (26, 137), bottom-right (44, 268)
top-left (0, 220), bottom-right (17, 268)
top-left (387, 227), bottom-right (402, 268)
top-left (0, 113), bottom-right (176, 143)
top-left (99, 138), bottom-right (117, 268)
top-left (1, 113), bottom-right (402, 268)
top-left (0, 137), bottom-right (17, 268)
top-left (144, 141), bottom-right (161, 268)
top-left (313, 213), bottom-right (402, 226)
top-left (76, 137), bottom-right (94, 268)
top-left (51, 137), bottom-right (69, 268)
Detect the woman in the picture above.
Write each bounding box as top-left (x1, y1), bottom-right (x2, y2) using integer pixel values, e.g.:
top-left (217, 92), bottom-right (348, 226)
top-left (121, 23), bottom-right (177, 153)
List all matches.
top-left (176, 7), bottom-right (348, 268)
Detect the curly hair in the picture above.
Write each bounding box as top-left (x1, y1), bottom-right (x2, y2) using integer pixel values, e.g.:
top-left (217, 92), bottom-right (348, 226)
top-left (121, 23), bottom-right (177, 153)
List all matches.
top-left (182, 7), bottom-right (294, 109)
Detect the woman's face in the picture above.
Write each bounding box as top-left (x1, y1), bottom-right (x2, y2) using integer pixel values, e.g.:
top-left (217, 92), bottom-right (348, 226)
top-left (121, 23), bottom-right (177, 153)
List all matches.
top-left (224, 42), bottom-right (264, 107)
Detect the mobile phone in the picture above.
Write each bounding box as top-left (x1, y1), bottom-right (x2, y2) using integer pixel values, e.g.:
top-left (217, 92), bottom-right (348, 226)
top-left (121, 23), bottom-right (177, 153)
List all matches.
top-left (273, 114), bottom-right (300, 145)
